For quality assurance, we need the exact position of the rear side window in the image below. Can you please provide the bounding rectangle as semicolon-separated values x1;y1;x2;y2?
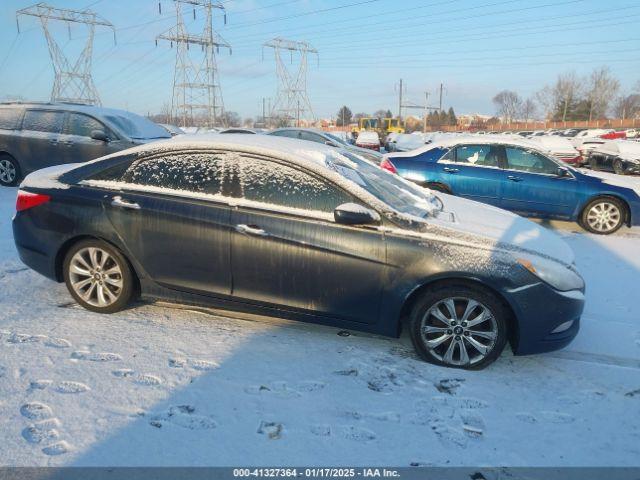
230;156;353;213
0;108;22;130
505;147;559;175
122;153;227;196
455;144;500;167
299;131;325;144
270;130;299;139
23;110;65;134
416;147;448;162
66;113;108;138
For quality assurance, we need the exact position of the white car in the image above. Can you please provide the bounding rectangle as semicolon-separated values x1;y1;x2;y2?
355;131;380;151
529;136;582;165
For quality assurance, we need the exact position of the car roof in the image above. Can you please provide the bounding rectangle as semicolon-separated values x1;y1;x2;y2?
0;101;138;118
389;134;548;158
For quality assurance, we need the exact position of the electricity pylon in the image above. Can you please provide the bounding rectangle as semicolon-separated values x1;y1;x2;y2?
157;0;230;128
16;3;115;106
263;38;318;127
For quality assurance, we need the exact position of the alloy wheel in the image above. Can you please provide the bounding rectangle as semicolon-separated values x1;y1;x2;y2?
420;297;498;367
68;247;123;307
586;201;621;233
0;159;16;185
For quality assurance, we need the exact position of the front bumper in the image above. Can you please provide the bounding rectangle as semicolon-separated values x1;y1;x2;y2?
505;282;584;355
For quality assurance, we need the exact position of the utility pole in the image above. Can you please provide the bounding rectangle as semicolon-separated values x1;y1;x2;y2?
16;3;115;105
398;78;403;119
157;0;231;128
263;37;318;127
262;97;266;125
439;82;444;112
423;92;430;133
400;82;438;132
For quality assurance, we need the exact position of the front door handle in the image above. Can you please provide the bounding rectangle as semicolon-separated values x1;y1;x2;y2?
443;167;459;173
507;175;523;182
111;196;141;210
235;224;268;237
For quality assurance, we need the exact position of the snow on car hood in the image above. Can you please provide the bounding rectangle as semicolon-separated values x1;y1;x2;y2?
429;193;575;264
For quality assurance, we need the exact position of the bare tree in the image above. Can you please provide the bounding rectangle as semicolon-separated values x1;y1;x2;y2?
554;72;583;122
535;85;555;120
492;90;522;122
521;98;537;122
585;67;620;121
613;93;640;119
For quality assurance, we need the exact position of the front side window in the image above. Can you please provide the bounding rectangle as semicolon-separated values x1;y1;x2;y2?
121;153;227;196
231;156;353;214
505;147;559;175
299;131;325;144
66;113;108;138
270;130;299;139
454;144;500;167
22;110;65;134
0;108;22;130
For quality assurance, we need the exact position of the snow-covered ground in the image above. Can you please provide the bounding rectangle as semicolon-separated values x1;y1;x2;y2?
1;185;639;467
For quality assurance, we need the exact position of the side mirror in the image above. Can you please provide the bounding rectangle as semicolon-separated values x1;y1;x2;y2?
334;203;381;226
557;167;570;177
324;140;338;147
91;130;109;142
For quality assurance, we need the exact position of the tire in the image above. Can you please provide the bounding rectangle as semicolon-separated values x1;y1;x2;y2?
0;154;20;187
409;283;508;370
613;159;626;175
63;239;135;313
580;197;626;235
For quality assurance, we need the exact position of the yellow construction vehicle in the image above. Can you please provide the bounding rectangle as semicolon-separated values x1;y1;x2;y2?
383;117;404;134
358;117;379;132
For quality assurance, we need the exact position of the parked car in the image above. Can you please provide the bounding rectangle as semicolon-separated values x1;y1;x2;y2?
387;133;426;152
529;135;582;165
384;132;400;151
0;102;171;187
625;129;638;139
600;130;627;140
266;127;382;164
219;128;257;134
384;136;640;234
588;140;640;175
158;124;185;137
13;135;585;369
570;129;614;148
355;131;380;151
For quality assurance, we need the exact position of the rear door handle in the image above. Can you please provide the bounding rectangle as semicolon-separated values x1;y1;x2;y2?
61;141;74;147
49;139;59;146
235;224;268;237
443;167;459;173
111;196;141;210
508;175;523;182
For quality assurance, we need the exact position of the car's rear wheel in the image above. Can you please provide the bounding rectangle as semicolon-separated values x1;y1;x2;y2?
0;154;20;187
63;240;134;313
409;284;508;369
613;159;626;175
580;197;626;235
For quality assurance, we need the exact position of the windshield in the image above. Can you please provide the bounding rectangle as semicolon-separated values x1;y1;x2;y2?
331;152;442;219
104;112;171;140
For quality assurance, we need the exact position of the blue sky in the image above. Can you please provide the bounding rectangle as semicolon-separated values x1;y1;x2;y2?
0;0;639;120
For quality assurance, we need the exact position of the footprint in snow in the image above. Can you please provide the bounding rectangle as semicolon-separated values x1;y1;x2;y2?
20;402;53;420
460;413;485;439
42;441;71;456
515;413;538;424
22;419;61;444
71;351;121;362
29;379;53;391
111;369;162;386
341;425;376;442
244;381;301;398
149;405;216;430
310;424;331;437
257;421;283;440
7;333;47;344
540;411;576;424
432;396;489;410
112;369;134;378
54;381;91;394
168;357;218;371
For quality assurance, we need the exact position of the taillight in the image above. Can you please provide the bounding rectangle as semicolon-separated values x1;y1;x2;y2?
16;191;51;212
571;155;583;164
380;158;398;174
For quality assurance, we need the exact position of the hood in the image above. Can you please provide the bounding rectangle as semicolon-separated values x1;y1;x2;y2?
428;193;575;264
20;163;82;190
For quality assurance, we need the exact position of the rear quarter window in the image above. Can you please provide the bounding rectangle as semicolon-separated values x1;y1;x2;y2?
22;110;65;133
0;108;23;130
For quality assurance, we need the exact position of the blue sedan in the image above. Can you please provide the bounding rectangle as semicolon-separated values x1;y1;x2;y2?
384;137;640;234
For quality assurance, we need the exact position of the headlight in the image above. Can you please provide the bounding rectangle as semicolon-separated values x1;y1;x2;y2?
516;255;584;291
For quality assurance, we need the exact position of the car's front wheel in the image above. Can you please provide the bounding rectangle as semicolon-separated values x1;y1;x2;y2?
409;284;508;369
63;240;135;313
613;159;626;175
580;197;626;235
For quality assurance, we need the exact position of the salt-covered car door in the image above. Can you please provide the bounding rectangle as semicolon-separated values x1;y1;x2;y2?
228;154;388;326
